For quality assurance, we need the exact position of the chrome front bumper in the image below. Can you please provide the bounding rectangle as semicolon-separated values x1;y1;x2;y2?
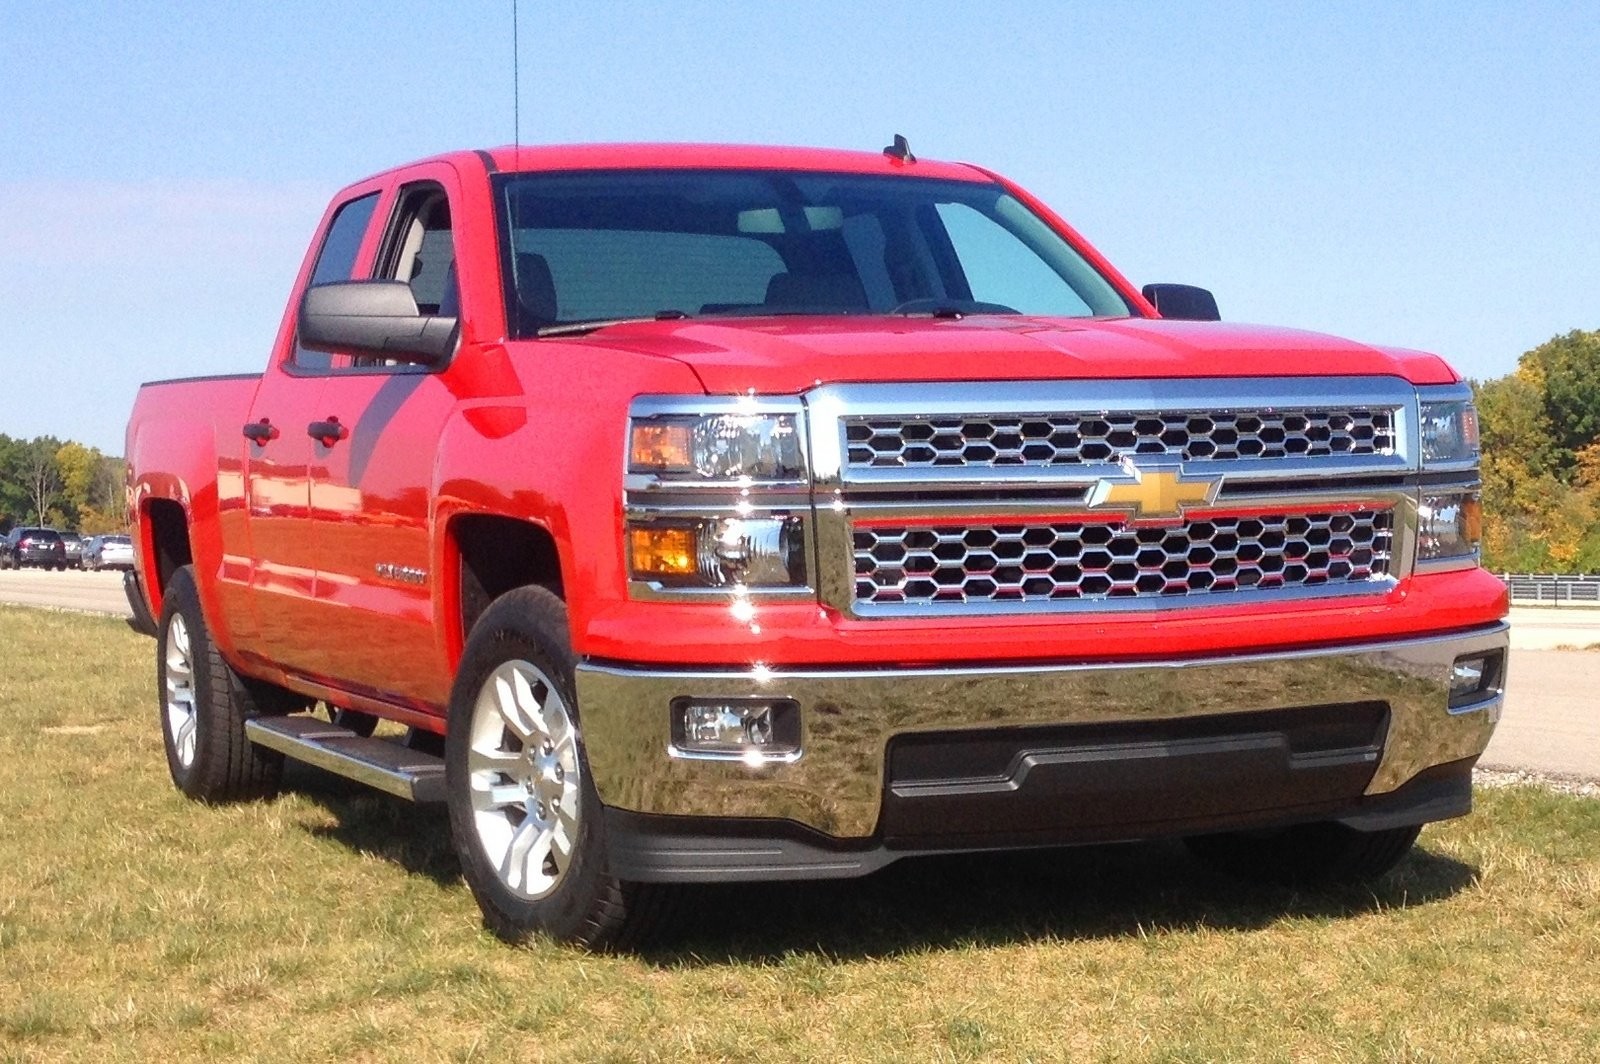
577;623;1507;840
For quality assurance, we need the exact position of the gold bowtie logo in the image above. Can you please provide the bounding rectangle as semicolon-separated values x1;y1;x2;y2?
1086;459;1221;521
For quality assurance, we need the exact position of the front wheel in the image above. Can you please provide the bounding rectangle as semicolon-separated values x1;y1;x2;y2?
445;585;667;949
1184;821;1421;886
157;566;284;802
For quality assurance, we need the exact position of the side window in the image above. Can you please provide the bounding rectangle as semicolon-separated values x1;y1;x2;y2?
361;184;457;367
934;202;1093;316
294;192;380;369
383;185;457;313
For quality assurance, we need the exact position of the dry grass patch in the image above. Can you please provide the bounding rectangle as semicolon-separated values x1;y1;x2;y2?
1;605;1598;1062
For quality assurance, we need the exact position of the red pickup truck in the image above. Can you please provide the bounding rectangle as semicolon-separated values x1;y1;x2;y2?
125;142;1507;947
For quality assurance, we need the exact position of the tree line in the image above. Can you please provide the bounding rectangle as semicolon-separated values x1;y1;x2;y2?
0;434;127;535
1476;328;1600;573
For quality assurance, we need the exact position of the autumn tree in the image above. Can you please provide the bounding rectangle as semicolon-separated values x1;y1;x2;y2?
1476;328;1600;571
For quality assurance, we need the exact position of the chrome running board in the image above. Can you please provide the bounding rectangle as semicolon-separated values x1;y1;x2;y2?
246;715;446;803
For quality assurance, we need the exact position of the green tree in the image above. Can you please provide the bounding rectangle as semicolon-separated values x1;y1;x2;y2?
23;437;64;527
0;433;31;531
1521;329;1600;471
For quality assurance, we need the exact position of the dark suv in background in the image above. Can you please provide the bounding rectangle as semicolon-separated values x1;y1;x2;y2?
0;527;67;570
59;532;86;569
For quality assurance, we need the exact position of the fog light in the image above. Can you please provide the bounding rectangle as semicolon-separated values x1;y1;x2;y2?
670;698;801;761
1449;649;1504;710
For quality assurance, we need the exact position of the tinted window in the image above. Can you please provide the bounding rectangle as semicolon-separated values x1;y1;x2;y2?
935;202;1094;316
522;229;783;322
296;192;381;368
494;170;1131;336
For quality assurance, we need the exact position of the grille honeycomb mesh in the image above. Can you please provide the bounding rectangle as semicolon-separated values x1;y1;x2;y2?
853;509;1394;608
844;409;1397;469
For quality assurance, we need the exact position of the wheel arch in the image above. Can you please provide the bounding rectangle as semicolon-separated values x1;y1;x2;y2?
445;512;566;664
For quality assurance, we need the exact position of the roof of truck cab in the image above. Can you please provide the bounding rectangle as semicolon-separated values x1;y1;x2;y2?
422;143;995;182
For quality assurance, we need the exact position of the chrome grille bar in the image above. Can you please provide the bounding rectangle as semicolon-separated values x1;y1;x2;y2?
845;408;1396;469
805;377;1422;619
853;509;1395;615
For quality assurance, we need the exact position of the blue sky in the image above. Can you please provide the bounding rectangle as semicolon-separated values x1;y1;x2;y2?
2;1;1596;454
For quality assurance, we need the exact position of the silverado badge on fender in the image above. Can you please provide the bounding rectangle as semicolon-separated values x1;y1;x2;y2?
1086;457;1222;521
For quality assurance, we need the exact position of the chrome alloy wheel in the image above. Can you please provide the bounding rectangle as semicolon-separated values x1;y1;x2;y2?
466;660;582;900
163;613;198;768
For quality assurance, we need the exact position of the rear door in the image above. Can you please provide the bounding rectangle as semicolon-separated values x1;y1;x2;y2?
239;188;384;677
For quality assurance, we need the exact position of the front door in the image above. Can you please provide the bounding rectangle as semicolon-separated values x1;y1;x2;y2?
302;175;462;708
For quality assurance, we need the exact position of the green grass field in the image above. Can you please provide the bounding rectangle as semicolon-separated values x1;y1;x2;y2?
1;605;1597;1062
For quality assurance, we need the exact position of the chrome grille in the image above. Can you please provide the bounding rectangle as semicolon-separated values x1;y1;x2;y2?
853;509;1394;610
844;408;1397;469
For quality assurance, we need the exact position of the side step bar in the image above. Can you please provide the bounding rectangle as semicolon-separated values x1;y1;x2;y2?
245;715;446;803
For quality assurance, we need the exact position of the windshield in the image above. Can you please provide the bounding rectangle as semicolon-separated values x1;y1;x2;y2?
494;170;1133;336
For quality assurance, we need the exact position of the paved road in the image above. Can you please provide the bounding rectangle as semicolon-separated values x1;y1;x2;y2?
2;571;1594;779
1504;604;1600;650
1484;650;1600;780
0;567;130;615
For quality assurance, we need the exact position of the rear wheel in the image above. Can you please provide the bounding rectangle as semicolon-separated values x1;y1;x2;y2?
1185;821;1421;886
445;585;668;949
157;566;285;802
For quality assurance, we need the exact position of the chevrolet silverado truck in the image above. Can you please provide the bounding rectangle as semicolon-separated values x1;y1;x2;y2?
125;142;1507;947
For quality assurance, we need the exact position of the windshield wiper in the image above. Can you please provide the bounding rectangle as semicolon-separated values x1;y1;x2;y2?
536;309;690;337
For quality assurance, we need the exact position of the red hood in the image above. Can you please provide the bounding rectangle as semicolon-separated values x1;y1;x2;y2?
562;315;1456;393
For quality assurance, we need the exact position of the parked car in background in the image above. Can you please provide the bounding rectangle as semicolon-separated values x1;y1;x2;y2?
59;532;86;569
84;534;135;571
1;527;67;570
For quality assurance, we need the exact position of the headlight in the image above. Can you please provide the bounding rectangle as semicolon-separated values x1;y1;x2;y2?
629;413;805;481
1418;490;1482;562
1418;398;1479;466
628;517;807;588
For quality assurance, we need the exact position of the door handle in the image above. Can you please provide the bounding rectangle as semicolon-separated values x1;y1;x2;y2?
307;417;349;446
242;418;279;443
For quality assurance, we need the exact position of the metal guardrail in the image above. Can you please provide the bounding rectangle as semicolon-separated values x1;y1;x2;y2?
1503;573;1600;605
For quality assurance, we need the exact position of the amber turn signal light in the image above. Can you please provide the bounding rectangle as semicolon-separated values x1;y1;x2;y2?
1461;494;1482;543
629;526;698;577
630;422;693;472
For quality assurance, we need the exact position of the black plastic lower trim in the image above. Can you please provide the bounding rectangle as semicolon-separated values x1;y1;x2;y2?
124;570;158;637
603;757;1477;884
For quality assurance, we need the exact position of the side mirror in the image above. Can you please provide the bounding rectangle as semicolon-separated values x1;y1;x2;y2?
1141;283;1220;322
298;280;458;365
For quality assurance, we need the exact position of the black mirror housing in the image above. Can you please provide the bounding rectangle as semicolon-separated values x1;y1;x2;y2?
1141;283;1221;322
298;280;458;365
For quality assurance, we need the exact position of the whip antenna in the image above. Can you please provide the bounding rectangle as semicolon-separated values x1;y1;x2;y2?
512;0;521;160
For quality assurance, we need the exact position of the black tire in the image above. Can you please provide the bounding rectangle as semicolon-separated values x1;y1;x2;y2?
1185;821;1422;886
156;565;285;802
445;585;669;949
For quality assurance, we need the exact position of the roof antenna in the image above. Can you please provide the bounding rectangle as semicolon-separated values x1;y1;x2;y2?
512;0;522;167
882;133;915;164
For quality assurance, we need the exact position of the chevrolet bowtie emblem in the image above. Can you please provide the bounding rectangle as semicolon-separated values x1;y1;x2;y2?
1086;458;1221;521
